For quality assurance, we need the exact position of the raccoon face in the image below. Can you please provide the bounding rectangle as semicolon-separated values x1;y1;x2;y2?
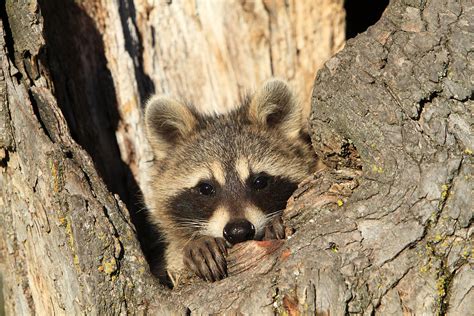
145;79;315;245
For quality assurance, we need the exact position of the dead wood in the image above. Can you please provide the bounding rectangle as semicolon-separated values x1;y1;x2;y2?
1;0;472;315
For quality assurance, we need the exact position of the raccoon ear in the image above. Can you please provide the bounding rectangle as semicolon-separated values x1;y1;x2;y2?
249;79;302;139
145;96;197;158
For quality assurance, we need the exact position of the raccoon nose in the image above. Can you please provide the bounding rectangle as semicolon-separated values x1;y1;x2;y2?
223;219;255;245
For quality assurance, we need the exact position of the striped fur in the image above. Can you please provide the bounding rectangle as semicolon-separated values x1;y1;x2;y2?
144;79;317;282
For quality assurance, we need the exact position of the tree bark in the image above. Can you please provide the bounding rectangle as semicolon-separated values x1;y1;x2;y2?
1;0;472;315
0;6;179;313
307;0;473;314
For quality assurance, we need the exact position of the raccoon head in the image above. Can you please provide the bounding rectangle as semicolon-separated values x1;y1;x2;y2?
145;79;315;245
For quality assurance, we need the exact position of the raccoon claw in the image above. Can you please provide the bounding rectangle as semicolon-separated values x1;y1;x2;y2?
183;236;228;282
263;216;285;240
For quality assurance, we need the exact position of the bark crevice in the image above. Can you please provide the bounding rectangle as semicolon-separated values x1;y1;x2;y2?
1;0;472;314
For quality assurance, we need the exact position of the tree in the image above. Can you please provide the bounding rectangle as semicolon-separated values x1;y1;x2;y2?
1;0;472;314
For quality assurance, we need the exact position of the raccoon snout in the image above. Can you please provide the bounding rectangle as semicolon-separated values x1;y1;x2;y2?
223;219;256;245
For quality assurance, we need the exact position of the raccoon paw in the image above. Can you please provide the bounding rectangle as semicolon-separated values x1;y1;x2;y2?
183;236;228;282
263;216;285;240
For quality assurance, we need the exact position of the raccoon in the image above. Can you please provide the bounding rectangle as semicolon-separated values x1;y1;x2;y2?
144;79;316;284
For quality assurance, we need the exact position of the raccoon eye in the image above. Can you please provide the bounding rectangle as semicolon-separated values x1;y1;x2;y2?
197;182;215;196
252;175;269;190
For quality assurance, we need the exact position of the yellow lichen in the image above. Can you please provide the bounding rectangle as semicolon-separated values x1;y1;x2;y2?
433;234;443;243
462;247;474;259
102;257;118;275
441;191;448;199
49;158;63;193
436;184;451;212
58;216;67;226
62;216;81;271
73;254;80;266
330;243;339;253
372;165;384;173
97;231;105;240
440;184;449;201
464;148;472;155
436;276;446;298
337;199;344;207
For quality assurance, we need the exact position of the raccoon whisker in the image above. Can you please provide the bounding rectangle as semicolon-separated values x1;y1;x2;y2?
175;220;207;227
178;218;208;223
265;210;283;220
169;226;206;238
182;231;206;246
190;230;203;240
173;219;205;225
174;224;205;231
261;210;284;226
173;222;207;233
135;206;149;214
175;220;205;224
266;209;283;216
179;223;205;227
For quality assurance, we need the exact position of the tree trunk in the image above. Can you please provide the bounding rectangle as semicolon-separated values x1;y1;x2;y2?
1;0;472;315
0;4;177;312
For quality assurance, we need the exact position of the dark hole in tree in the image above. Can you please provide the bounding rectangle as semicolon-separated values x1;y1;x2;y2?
345;0;390;39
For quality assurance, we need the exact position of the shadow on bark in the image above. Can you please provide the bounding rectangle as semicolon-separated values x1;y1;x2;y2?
37;0;164;278
118;0;155;104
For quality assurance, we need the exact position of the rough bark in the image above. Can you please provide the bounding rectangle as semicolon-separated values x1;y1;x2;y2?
0;9;180;315
1;0;472;315
308;0;473;314
0;0;344;314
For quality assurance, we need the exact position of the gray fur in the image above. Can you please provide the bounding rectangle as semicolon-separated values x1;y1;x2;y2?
144;79;317;284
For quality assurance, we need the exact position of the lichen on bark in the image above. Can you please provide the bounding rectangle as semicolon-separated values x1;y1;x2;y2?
0;0;472;314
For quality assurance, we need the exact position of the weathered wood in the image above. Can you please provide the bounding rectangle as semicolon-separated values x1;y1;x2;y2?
98;0;346;189
1;0;472;314
0;3;180;314
1;0;345;313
